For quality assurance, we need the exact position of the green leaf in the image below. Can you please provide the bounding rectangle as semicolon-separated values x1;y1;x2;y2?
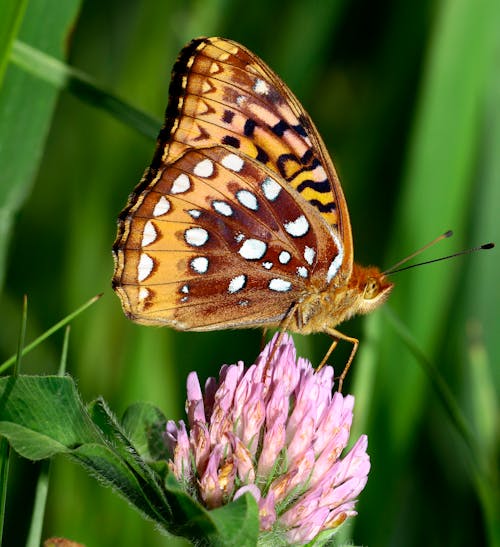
0;375;260;545
121;402;168;461
209;493;260;546
70;442;171;527
0;376;102;458
162;472;219;539
88;399;173;522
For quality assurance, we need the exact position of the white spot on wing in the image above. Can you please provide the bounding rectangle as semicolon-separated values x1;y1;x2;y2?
234;232;245;243
297;266;308;278
228;274;246;294
212;200;233;216
171;173;191;194
279;251;291;264
326;231;344;283
194;158;214;177
190;256;209;274
261;177;281;201
221;153;244;172
262;261;273;270
138;253;154;282
188;209;202;219
304;246;316;265
284;215;309;237
239;238;267;260
268;278;292;292
153;196;171;217
210;62;221;74
236;190;258;211
142;221;157;247
185;227;209;247
138;287;149;301
253;78;270;95
181;284;189;294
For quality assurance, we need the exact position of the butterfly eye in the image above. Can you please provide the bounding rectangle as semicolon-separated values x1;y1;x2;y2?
363;278;380;300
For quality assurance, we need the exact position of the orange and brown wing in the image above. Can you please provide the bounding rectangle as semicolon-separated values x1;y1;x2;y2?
113;146;341;330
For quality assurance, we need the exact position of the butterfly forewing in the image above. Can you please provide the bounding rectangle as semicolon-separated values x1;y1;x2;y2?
114;146;341;330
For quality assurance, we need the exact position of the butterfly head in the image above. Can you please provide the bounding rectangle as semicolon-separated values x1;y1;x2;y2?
349;264;394;316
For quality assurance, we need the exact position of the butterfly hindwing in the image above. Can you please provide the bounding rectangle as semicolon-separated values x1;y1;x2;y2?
113;146;341;330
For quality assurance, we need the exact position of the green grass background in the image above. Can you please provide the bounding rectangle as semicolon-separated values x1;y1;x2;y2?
1;0;499;545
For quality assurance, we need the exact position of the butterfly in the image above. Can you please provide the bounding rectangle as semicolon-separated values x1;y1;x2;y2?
112;37;394;389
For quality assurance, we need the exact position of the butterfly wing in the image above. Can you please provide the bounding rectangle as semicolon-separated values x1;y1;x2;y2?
113;146;342;330
144;37;353;281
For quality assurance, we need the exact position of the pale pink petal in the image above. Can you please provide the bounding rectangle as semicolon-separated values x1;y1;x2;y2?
234;484;261;503
186;372;205;425
280;490;324;526
203;376;217;418
287;413;315;462
258;490;277;530
321;475;369;508
228;433;255;483
199;444;225;508
190;422;210;476
257;418;286;476
265;382;290;425
240;386;266;454
313;392;352;455
165;420;191;480
285;506;329;544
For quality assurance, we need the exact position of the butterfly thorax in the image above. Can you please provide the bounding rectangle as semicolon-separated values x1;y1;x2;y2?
292;263;393;334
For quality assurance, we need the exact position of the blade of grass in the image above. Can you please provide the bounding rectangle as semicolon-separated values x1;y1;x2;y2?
467;332;500;547
0;0;27;86
24;460;50;547
0;0;82;292
13;295;28;376
0;294;102;374
10;40;161;140
383;306;477;455
25;326;71;547
58;326;71;377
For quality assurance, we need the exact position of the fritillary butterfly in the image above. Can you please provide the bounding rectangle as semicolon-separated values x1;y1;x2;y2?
112;37;394;388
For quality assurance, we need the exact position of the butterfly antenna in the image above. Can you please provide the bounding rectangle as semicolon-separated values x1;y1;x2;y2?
383;231;495;275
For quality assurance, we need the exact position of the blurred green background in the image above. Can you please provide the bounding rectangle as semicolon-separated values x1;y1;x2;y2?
1;0;499;546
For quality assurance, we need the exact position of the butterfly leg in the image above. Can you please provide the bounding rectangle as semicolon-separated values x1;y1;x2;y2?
322;329;359;392
316;339;339;370
260;328;269;351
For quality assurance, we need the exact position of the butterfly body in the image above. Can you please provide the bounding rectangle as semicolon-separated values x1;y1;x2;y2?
113;37;393;368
